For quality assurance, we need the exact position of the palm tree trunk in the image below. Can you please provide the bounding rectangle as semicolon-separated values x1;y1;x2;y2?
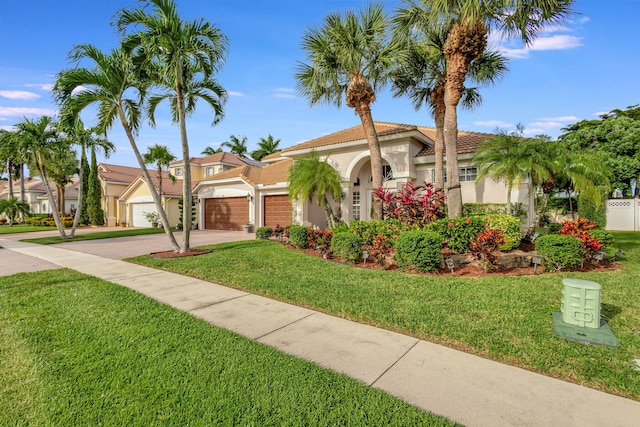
69;149;86;238
117;106;180;252
19;163;25;222
39;164;67;238
176;77;192;252
7;161;14;199
506;184;513;216
432;85;445;195
354;103;383;220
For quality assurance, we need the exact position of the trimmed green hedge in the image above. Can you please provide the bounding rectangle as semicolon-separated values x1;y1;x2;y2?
535;234;583;271
426;216;485;253
395;230;442;272
330;232;362;263
289;226;309;249
256;226;273;240
348;219;407;247
485;214;521;251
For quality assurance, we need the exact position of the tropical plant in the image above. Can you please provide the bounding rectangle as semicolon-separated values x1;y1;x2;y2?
221;135;248;157
296;3;403;220
251;134;281;161
0;129;29;208
53;44;181;251
399;0;574;218
287;151;344;228
469;226;506;271
330;232;363;263
201;146;222;156
374;181;445;227
15;116;68;237
116;0;229;253
472;125;553;215
391;13;507;195
535;234;583;271
143;144;176;199
86;146;104;226
0;196;30;226
39;142;78;218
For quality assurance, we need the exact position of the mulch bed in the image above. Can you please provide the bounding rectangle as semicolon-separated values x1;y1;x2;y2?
150;248;212;259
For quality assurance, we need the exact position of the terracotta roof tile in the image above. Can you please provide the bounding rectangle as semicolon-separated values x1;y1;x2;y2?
414;127;493;157
98;163;143;185
282;122;418;153
199;164;261;186
169;151;248;167
257;158;292;185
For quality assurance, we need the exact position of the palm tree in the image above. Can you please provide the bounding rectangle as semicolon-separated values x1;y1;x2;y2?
296;3;403;220
221;135;248;157
53;44;181;251
287;151;344;228
143;144;176;200
59;117;114;237
116;0;229;253
0;129;18;199
0;196;30;226
251;134;281;161
42;142;78;217
15;116;68;237
391;16;507;196
201;146;222;156
400;0;573;218
472;125;552;215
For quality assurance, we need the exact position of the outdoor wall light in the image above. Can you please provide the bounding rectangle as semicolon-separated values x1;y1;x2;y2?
362;250;370;267
246;193;253;202
531;254;544;274
445;257;455;276
595;251;606;266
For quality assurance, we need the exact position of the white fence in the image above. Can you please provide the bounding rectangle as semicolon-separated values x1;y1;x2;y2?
606;199;640;231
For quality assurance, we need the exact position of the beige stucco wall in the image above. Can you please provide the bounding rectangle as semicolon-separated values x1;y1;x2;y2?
120;180;181;227
102;182;128;226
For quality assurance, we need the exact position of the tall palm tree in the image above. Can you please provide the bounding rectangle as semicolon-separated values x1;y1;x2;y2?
251;134;281;161
116;0;229;253
53;44;181;251
400;0;573;218
287;151;344;228
472;125;552;214
221;135;248;157
15;116;68;237
143;144;176;200
296;3;403;220
391;16;507;196
201;146;222;156
0;129;18;199
43;142;78;217
0;196;30;226
59;117;114;237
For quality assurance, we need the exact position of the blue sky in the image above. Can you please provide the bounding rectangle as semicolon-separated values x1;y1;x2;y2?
1;0;639;169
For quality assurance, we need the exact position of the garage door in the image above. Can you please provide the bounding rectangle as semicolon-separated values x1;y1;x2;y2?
264;195;292;228
131;202;156;227
204;197;248;231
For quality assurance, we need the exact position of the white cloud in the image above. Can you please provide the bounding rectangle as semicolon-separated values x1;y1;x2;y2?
529;35;582;51
529;121;565;129
0;106;58;117
474;120;514;128
522;128;547;136
594;111;609;117
71;86;88;95
536;116;579;122
0;90;40;100
273;87;297;99
0;125;17;131
25;83;54;91
228;91;245;97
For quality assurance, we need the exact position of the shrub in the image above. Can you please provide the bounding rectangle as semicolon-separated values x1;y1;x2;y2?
395;230;442;272
469;227;506;271
426;216;486;253
308;228;333;253
484;214;521;251
289;226;309;249
578;190;607;229
589;228;616;259
256;226;273;240
331;232;362;263
463;203;508;216
374;181;445;227
348;219;407;247
559;218;602;258
535;234;583;271
548;223;562;234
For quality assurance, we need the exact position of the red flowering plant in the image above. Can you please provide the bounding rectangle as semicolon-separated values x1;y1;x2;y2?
307;228;333;255
469;226;506;271
559;218;602;259
373;181;445;227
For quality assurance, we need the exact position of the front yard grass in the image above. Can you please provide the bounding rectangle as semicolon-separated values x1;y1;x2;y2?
0;269;452;426
129;231;640;401
0;224;57;234
20;226;167;244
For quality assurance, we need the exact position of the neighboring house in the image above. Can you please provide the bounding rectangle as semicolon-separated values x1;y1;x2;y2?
0;178;79;215
169;151;256;181
195;122;532;230
118;171;185;228
96;163;144;226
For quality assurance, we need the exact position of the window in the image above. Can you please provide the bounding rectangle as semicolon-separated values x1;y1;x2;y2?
437;166;477;183
382;164;393;181
205;166;214;177
174;167;183;177
352;191;361;221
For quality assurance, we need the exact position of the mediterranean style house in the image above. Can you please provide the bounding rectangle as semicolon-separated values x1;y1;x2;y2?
0;177;79;215
193;122;533;231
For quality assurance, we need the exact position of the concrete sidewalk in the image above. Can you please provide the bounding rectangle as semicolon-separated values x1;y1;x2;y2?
2;238;639;426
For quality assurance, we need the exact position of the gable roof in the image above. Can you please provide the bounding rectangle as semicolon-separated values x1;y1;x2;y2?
257;158;292;185
119;170;186;200
199;164;262;186
169;151;253;167
196;158;292;188
98;163;143;185
414;127;493;157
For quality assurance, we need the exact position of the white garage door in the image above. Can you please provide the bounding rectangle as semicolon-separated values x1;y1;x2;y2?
131;202;156;227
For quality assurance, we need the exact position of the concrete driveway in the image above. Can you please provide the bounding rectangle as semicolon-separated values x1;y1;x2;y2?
0;227;253;276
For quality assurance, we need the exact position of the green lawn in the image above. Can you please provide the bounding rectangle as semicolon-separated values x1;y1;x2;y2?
0;269;453;426
0;224;57;234
20;226;168;244
129;231;640;400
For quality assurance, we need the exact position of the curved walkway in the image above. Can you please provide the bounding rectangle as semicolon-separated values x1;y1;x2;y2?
1;234;639;426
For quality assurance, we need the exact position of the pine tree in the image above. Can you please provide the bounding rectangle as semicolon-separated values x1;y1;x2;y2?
86;146;105;225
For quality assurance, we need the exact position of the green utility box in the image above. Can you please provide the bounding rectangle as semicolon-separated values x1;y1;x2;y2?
561;278;601;328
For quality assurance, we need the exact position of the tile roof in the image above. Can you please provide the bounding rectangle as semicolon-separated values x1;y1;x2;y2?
282;122;419;153
123;170;190;198
197;158;292;187
199;164;262;186
98;163;143;185
260;151;289;163
414;127;494;157
257;158;292;185
169;151;248;167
